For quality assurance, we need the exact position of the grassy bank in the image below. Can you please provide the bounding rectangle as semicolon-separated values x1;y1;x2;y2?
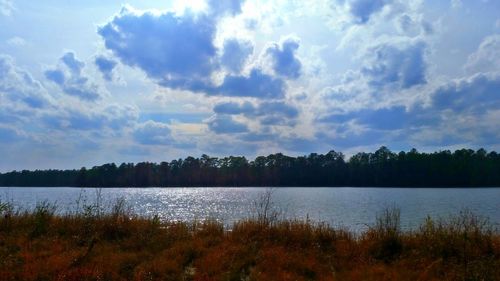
0;199;499;281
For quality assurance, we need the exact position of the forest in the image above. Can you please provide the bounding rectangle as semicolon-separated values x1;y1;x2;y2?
0;147;499;187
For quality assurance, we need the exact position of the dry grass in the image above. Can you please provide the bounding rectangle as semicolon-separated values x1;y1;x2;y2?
0;199;499;281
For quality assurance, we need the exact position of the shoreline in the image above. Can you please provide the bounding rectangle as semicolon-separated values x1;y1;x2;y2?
1;200;499;280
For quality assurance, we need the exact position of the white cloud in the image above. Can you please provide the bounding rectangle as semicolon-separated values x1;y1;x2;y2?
0;0;13;16
6;36;26;46
464;34;500;75
451;0;462;9
0;54;53;110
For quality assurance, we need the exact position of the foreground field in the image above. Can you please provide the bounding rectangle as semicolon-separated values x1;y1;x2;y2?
0;200;499;281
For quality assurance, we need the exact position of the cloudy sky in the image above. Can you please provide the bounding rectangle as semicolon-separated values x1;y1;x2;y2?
0;0;499;171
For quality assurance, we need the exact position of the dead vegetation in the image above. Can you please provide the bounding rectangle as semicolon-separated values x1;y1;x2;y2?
0;195;499;281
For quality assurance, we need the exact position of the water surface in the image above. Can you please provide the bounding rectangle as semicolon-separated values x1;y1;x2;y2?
1;187;499;232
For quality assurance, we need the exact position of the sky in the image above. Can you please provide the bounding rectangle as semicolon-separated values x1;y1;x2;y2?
0;0;499;171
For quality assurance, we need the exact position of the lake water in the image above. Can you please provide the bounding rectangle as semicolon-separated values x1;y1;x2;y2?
1;187;499;232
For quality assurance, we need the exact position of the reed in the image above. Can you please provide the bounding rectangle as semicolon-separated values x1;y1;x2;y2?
0;198;498;281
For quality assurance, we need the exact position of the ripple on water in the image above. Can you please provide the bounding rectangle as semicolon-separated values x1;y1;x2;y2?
0;187;499;233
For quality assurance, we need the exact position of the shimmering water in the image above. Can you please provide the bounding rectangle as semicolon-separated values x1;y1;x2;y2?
1;187;499;232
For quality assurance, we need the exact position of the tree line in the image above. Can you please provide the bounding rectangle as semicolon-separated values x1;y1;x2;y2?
0;147;499;187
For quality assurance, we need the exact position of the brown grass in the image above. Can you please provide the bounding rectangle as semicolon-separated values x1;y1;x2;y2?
0;199;499;281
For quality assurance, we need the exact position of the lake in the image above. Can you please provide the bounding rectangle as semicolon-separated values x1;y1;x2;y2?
1;187;499;233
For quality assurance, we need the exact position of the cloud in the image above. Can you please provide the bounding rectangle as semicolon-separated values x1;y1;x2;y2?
362;40;427;89
213;100;298;127
464;34;500;74
336;0;392;24
61;52;84;74
6;36;26;46
213;101;255;115
99;6;287;99
0;54;52;109
133;120;173;145
95;55;118;81
0;126;24;143
156;67;286;99
221;38;253;73
318;71;500;148
319;106;418;130
207;0;245;17
43;104;138;131
328;129;388;148
451;0;462;9
200;137;257;156
266;37;302;79
0;53;141;167
61;78;102;101
207;115;248;134
258;101;299;119
44;69;65;85
0;0;13;16
395;14;432;36
431;72;500;114
44;52;105;101
217;69;285;98
98;6;218;85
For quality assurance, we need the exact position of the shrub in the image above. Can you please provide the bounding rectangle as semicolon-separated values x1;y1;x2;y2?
29;200;56;238
367;206;402;262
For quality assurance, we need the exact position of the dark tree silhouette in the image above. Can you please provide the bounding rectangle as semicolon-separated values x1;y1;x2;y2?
0;147;499;187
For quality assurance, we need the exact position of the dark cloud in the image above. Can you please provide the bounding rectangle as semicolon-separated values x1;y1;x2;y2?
44;69;65;85
99;6;286;99
98;7;218;84
350;0;388;23
207;115;248;134
266;37;302;79
95;56;118;81
339;0;391;24
156;67;286;99
61;52;84;74
221;38;253;73
213;101;255;115
44;52;103;101
133;120;172;145
218;69;285;98
62;79;101;101
207;0;245;17
318;71;500;148
432;72;500;114
213;100;298;126
362;40;427;89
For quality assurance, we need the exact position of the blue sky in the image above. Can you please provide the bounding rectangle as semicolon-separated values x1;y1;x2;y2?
0;0;499;171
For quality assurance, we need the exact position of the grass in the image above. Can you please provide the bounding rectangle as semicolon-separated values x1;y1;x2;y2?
0;197;499;281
